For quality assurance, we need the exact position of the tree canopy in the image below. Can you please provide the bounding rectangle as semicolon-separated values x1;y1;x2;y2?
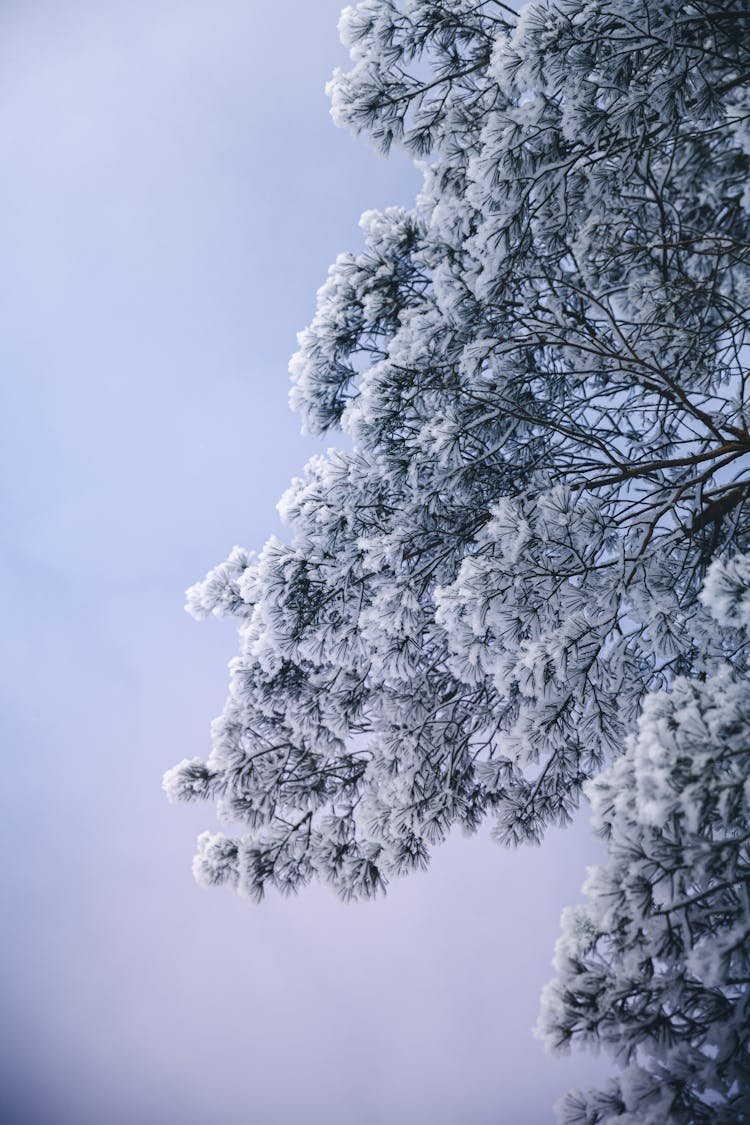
165;2;750;1112
166;0;750;898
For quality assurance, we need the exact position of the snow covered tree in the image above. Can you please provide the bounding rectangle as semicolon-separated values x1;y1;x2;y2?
165;0;750;903
537;556;750;1122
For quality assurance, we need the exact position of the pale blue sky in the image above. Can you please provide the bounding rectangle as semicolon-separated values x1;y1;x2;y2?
1;3;606;1122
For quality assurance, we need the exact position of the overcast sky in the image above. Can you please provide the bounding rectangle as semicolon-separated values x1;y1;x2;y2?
1;3;607;1122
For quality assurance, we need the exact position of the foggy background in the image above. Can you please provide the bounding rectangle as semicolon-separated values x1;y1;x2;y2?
1;2;607;1122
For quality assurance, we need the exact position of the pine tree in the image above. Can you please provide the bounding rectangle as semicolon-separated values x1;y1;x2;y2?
165;0;750;909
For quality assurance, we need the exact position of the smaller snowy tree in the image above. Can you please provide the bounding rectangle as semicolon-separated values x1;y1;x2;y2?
537;555;750;1123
